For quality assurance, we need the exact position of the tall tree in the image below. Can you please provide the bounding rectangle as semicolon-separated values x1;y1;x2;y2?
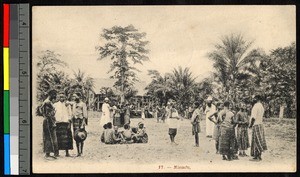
67;69;95;106
261;42;296;118
96;25;149;103
207;33;263;103
145;70;174;105
170;67;196;108
36;50;68;102
99;87;115;98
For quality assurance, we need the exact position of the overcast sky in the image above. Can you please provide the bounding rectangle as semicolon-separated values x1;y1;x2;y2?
32;5;295;84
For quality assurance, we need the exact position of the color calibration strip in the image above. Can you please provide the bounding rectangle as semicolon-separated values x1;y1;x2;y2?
10;4;20;175
3;3;11;175
3;3;30;175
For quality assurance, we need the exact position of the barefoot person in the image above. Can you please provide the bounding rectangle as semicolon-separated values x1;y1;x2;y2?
249;95;267;161
104;122;121;144
191;101;203;147
218;101;237;161
120;123;134;144
71;93;87;156
132;122;148;143
210;102;224;154
54;93;73;157
39;89;59;159
168;102;180;145
100;97;111;126
236;102;250;157
205;96;216;138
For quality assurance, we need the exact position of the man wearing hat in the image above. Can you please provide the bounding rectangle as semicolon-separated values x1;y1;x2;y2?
204;96;216;138
249;94;267;161
54;93;73;157
71;93;87;157
100;97;111;126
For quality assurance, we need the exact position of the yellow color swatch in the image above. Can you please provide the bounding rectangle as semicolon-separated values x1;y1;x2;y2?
4;48;9;90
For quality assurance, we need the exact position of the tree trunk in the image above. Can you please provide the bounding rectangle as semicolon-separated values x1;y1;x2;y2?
121;70;125;103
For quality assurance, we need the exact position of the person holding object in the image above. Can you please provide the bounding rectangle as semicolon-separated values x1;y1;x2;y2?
71;93;87;157
191;101;203;147
54;93;73;157
249;95;267;161
40;89;59;159
205;96;216;138
100;97;111;126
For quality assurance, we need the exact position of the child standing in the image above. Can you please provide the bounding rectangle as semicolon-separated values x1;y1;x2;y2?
191;101;203;147
168;102;180;145
209;103;224;154
236;102;250;157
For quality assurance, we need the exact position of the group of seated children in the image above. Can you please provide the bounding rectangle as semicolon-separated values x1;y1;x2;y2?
101;122;148;144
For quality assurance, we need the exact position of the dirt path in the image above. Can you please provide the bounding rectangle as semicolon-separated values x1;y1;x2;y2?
32;114;296;173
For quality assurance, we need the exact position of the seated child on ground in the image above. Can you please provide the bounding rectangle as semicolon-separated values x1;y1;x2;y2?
104;122;121;144
114;126;122;139
120;123;134;144
132;122;148;143
101;124;108;143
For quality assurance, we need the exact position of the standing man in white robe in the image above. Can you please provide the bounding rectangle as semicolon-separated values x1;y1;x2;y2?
54;93;73;157
100;97;111;126
205;96;216;138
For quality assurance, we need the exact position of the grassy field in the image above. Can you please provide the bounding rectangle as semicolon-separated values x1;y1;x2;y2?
32;111;296;173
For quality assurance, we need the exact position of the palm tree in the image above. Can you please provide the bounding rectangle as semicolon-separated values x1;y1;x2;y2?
67;69;95;107
145;70;173;104
170;67;196;108
207;34;262;102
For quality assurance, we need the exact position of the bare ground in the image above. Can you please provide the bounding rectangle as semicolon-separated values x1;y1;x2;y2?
32;111;296;173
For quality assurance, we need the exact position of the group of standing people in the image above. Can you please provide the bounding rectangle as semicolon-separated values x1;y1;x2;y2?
190;95;267;161
100;97;131;127
39;90;88;159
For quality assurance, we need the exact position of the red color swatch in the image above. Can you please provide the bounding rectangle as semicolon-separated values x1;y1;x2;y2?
3;4;10;47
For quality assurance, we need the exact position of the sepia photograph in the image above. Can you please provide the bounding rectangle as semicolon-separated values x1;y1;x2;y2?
32;5;296;173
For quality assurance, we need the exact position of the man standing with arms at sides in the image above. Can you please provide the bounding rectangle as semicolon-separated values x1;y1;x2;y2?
72;93;87;157
54;93;73;157
100;97;111;126
39;89;59;159
249;95;267;161
168;102;180;145
205;96;216;138
165;102;172;123
191;101;203;147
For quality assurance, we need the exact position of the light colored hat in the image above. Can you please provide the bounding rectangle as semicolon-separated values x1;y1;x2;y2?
167;102;171;105
104;97;109;101
207;96;213;101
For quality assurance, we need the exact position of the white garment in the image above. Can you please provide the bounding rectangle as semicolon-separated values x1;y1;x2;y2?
100;103;111;126
168;109;180;129
54;101;70;122
251;102;264;125
205;104;216;136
